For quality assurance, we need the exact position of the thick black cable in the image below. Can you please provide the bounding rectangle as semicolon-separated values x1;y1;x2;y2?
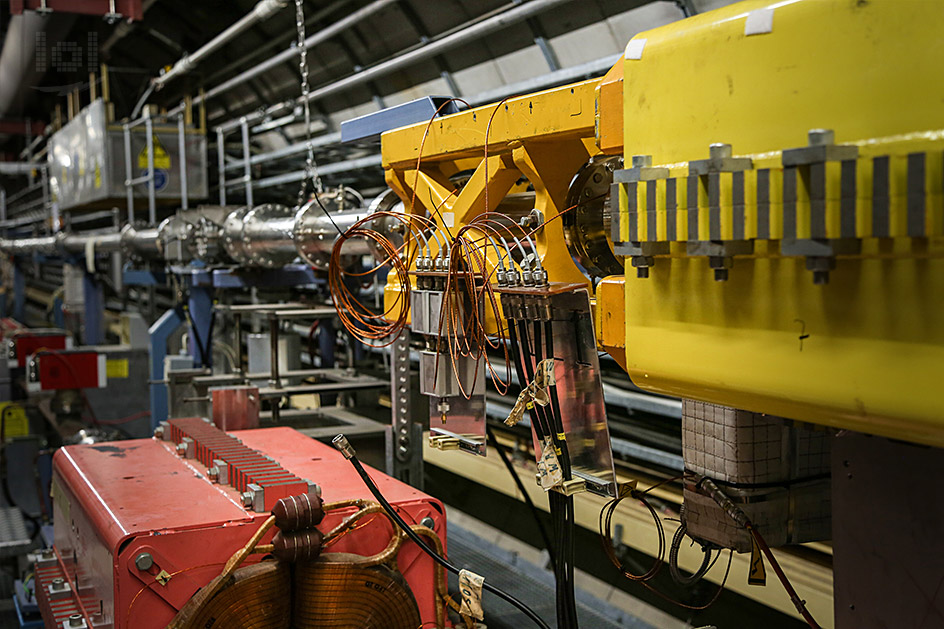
485;424;557;574
332;436;551;629
538;318;578;628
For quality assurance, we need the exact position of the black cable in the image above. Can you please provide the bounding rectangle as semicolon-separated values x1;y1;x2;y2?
311;191;345;237
538;318;579;628
183;307;208;367
486;424;557;573
332;435;551;629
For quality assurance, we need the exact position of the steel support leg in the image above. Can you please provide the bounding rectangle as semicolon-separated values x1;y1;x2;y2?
148;307;185;430
12;264;24;322
319;318;337;406
386;330;423;488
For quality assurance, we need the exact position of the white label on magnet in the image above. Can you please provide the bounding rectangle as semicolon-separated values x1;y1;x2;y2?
625;38;647;60
441;211;455;228
459;569;485;620
745;8;774;36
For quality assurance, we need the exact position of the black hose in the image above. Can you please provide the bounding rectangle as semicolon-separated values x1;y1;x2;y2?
332;435;552;629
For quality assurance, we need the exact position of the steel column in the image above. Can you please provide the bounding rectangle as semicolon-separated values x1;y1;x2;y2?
13;263;25;321
386;330;423;488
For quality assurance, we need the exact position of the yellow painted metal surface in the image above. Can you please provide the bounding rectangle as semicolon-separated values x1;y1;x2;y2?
381;81;600;326
615;0;944;446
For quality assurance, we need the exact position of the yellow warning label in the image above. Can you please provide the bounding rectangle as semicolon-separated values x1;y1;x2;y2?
94;162;102;189
106;358;129;378
0;402;29;439
138;135;171;170
748;532;767;586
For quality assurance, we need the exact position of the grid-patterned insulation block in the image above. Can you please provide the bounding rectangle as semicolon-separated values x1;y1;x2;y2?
681;400;831;552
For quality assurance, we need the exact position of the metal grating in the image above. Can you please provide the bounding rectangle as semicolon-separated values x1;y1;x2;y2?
0;507;33;558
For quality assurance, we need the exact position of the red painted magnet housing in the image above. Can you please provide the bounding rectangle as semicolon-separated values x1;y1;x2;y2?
36;425;447;628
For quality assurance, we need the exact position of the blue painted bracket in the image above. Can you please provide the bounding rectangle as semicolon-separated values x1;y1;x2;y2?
186;286;214;368
211;264;321;288
123;265;167;286
148;307;185;429
83;272;105;345
340;96;464;143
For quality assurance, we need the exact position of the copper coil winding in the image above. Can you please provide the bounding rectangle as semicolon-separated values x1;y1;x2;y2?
293;554;422;629
174;560;291;629
272;493;325;532
271;528;324;562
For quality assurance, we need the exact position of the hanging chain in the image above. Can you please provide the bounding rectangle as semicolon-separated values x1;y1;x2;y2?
294;0;321;207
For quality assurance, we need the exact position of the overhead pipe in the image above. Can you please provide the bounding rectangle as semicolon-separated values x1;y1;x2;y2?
167;0;399;116
297;0;576;107
153;0;289;91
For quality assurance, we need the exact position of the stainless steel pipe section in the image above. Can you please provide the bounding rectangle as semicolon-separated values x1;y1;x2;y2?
0;188;403;269
222;203;298;268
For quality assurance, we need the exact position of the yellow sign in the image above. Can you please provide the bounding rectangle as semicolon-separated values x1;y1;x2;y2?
106;358;129;378
94;162;102;189
748;532;767;586
138;135;171;170
0;402;29;439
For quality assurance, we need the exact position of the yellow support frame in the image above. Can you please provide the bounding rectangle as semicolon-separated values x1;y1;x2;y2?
381;81;602;327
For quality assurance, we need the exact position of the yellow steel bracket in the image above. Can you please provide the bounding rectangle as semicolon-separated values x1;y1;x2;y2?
381;80;603;331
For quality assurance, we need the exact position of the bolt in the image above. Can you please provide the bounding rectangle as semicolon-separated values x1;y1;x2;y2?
631;154;652;168
176;443;186;456
241;492;253;508
207;466;219;481
813;270;830;285
808;128;834;147
713;268;729;282
636;266;649;279
41;548;55;559
420;516;435;529
134;552;153;571
709;143;732;160
68;614;84;628
51;578;65;590
153;426;164;439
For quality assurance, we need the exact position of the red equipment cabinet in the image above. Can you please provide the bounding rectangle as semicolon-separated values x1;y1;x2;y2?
27;350;107;392
6;329;71;368
36;424;446;628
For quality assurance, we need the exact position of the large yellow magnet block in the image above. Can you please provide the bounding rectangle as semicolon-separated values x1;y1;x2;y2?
618;0;944;446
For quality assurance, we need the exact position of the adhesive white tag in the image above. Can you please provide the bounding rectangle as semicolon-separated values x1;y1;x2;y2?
459;569;485;620
745;8;774;36
625;38;647;60
537;438;564;491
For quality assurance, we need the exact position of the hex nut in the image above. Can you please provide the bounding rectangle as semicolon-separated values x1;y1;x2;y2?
807;128;834;147
134;552;154;571
709;143;732;159
241;492;253;508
